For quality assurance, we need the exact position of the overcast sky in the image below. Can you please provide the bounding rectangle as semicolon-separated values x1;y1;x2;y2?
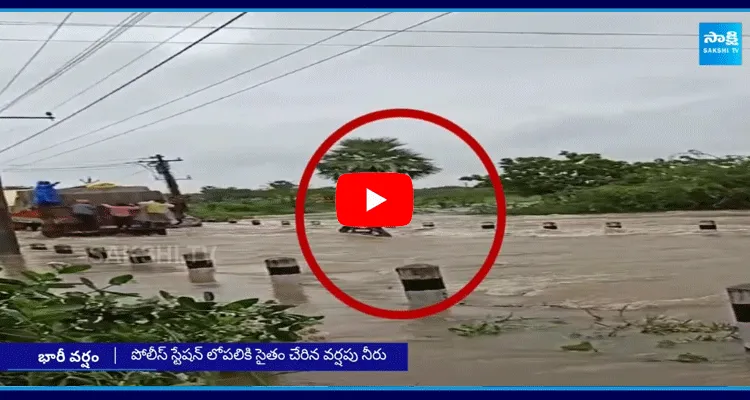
0;11;747;192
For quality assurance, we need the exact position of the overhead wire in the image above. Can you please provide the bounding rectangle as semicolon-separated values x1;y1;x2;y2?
7;13;724;167
0;24;741;55
4;165;130;172
0;12;248;157
111;168;153;181
0;13;73;102
0;12;150;114
12;12;453;166
0;12;395;164
2;161;153;186
5;157;138;167
2;161;137;172
2;159;155;184
0;20;747;38
0;37;742;51
51;12;214;111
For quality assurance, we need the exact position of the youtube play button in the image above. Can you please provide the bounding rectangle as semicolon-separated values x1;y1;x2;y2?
366;189;386;212
336;172;414;227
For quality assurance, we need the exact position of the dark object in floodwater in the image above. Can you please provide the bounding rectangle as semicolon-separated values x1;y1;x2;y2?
339;226;392;237
30;243;47;251
605;221;622;229
481;222;495;229
183;251;214;270
422;222;435;228
726;283;750;351
53;244;73;254
251;219;261;226
227;219;238;224
127;248;152;264
203;291;215;301
85;246;108;261
699;220;717;230
183;252;216;284
264;257;302;276
281;220;291;226
310;220;321;226
204;218;217;223
395;263;448;308
542;222;558;230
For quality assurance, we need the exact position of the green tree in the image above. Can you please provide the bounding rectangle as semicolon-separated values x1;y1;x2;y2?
504;151;750;215
266;180;297;204
459;174;491;188
316;138;441;181
267;180;296;190
498;151;635;196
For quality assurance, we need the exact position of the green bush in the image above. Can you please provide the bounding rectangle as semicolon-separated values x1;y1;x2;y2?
0;264;323;386
508;180;750;215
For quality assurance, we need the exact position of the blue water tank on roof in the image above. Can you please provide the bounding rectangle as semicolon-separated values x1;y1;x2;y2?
32;181;62;206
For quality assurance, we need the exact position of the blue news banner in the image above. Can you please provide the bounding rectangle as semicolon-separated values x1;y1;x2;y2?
0;343;407;372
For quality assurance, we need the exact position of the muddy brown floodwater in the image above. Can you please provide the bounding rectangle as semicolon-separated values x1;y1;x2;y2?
4;211;750;386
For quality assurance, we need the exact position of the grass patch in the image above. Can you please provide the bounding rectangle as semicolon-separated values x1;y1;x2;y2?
448;305;739;364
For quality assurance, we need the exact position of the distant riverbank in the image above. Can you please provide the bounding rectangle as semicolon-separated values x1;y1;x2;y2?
187;185;749;222
188;186;508;221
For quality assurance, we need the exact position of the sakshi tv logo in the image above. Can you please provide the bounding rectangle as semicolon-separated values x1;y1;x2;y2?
699;22;742;66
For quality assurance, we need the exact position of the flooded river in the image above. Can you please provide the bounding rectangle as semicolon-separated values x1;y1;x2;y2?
5;211;750;386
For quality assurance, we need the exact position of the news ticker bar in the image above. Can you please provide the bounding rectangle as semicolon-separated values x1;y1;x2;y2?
0;343;407;372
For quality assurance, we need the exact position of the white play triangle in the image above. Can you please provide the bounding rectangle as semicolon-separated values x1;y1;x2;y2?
366;188;387;212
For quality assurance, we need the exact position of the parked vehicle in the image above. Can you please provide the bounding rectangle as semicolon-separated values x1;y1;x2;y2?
10;185;172;237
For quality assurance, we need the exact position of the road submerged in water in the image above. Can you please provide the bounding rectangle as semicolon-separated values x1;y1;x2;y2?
4;210;750;386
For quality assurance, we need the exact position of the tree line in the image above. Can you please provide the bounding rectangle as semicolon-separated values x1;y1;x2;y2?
193;139;750;215
480;149;750;214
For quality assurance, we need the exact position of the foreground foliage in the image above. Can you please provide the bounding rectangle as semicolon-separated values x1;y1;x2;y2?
0;265;323;386
449;306;739;364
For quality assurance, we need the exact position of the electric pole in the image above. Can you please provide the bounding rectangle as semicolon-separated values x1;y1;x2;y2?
0;111;55;255
0;174;20;255
140;154;190;223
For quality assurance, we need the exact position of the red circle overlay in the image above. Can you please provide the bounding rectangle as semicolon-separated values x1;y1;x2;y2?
295;108;506;320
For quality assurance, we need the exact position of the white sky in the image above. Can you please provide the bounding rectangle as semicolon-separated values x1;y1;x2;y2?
0;11;747;192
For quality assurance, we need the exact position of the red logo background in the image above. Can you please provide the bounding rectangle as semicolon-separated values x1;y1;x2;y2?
335;172;413;227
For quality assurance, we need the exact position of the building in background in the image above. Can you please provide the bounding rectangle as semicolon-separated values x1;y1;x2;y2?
3;186;32;212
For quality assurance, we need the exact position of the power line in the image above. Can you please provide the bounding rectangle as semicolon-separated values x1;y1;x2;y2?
0;20;746;38
6;158;136;167
0;12;247;157
13;12;452;166
1;12;395;164
0;13;147;114
0;13;73;102
3;161;136;171
0;12;150;114
4;165;129;172
112;168;151;180
51;12;214;111
0;37;740;51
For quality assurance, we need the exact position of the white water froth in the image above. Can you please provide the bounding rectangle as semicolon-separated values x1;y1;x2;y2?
553;294;723;311
481;273;667;297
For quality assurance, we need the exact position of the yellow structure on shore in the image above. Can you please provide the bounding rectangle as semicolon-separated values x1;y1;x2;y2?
3;186;31;211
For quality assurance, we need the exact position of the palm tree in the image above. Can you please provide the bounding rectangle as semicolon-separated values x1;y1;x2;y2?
316;137;441;181
317;137;440;236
